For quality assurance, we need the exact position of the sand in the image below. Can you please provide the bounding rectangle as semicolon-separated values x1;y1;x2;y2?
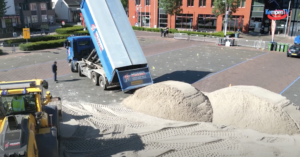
208;86;300;135
60;101;300;157
123;81;213;122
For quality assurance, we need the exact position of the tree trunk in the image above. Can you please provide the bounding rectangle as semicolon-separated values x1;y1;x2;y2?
168;14;171;28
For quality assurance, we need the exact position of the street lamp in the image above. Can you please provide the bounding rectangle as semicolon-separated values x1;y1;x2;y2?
223;0;227;36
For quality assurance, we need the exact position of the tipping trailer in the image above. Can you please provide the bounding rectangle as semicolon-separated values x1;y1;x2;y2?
70;0;153;91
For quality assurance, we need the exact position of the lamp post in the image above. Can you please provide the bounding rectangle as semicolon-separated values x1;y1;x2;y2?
223;0;228;36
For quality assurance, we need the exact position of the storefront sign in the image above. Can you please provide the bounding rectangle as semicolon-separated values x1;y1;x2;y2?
265;9;289;20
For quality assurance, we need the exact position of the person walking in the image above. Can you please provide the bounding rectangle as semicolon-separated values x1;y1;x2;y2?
52;61;58;82
160;28;163;37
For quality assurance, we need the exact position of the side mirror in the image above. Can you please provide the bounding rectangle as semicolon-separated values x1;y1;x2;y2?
42;80;48;89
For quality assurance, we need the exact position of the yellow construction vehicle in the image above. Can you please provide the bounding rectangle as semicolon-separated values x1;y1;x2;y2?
0;79;62;157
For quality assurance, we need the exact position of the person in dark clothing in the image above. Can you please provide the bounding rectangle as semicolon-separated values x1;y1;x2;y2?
160;28;163;37
52;61;57;82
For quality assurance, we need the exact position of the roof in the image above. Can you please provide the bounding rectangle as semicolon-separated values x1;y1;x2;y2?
64;0;82;6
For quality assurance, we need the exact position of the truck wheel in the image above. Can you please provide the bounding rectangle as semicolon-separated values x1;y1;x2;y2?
71;61;77;73
78;66;84;77
92;72;99;86
99;76;107;90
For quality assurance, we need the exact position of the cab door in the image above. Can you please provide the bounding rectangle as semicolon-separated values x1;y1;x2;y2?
66;39;73;62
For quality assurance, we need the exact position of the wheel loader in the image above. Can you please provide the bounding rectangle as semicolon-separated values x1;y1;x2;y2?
0;79;62;157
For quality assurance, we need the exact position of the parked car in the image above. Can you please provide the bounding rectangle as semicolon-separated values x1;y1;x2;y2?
287;45;300;57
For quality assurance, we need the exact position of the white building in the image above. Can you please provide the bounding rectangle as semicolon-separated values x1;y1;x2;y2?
52;0;81;23
1;0;18;28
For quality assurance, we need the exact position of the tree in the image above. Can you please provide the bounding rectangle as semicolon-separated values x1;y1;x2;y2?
121;0;128;10
211;0;241;20
0;0;10;17
159;0;182;28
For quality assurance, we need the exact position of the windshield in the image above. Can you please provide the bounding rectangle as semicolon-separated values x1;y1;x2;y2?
0;94;37;117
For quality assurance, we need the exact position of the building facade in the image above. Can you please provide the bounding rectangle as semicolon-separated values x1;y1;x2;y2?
12;0;56;29
52;0;82;23
128;0;252;32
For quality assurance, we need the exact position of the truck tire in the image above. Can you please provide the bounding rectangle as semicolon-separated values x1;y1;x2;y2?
78;66;84;77
99;76;107;90
92;72;99;86
71;61;77;73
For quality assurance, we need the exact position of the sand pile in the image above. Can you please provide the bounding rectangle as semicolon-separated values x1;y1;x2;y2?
208;86;300;135
123;81;213;122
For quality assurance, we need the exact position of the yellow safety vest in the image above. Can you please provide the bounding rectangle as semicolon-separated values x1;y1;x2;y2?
12;96;25;111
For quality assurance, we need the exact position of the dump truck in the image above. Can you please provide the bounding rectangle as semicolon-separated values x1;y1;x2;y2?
0;79;62;157
65;0;153;91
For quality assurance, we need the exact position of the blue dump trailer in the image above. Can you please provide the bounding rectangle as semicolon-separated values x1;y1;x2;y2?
66;0;153;91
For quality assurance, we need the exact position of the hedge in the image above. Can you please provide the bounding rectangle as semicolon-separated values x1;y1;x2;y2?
131;26;234;37
19;39;65;51
55;26;84;34
73;30;90;35
6;34;71;44
0;49;3;54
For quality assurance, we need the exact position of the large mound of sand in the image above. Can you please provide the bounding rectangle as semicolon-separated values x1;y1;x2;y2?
208;86;300;135
123;81;213;122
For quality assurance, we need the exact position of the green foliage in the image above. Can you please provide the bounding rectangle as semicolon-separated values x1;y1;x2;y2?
55;26;84;34
212;0;241;19
0;0;10;17
159;0;182;27
19;39;66;51
121;0;128;10
6;34;71;44
131;26;234;37
73;30;90;35
159;0;182;16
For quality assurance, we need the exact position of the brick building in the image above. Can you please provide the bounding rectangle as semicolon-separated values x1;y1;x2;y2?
128;0;251;32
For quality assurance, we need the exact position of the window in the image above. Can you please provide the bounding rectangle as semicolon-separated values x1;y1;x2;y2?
179;0;182;6
251;6;264;12
197;14;216;30
78;40;90;46
199;0;206;6
40;3;47;10
175;14;193;29
211;0;214;7
0;94;37;117
31;15;38;23
187;0;194;6
135;0;141;5
240;0;245;7
222;15;244;31
145;0;150;5
42;15;47;22
30;3;36;10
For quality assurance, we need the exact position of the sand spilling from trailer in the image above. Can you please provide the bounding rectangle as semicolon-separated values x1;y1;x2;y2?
123;81;213;122
123;81;300;135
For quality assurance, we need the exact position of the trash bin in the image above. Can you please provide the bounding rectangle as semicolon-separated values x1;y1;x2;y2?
276;43;281;51
230;39;235;46
284;44;289;53
280;43;285;52
268;43;272;51
272;42;277;51
235;33;239;38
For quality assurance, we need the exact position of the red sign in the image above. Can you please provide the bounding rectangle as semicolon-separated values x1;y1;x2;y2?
266;9;289;20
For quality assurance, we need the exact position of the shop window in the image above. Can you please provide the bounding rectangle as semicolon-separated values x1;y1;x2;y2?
251;6;264;12
137;12;150;27
31;15;38;23
135;0;141;5
30;3;36;10
199;0;206;7
145;0;150;5
187;0;194;6
175;14;193;29
222;15;244;32
197;14;216;31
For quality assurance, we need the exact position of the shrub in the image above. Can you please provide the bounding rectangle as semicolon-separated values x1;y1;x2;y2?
73;30;90;35
55;26;84;34
6;34;71;44
19;39;65;51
